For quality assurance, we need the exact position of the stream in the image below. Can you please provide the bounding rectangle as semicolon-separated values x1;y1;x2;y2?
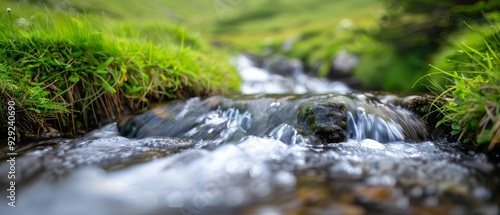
1;55;499;215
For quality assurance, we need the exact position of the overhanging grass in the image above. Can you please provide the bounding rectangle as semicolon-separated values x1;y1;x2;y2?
420;23;500;150
0;10;240;137
0;0;384;86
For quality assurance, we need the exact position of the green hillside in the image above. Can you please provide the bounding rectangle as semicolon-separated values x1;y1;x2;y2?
0;0;382;46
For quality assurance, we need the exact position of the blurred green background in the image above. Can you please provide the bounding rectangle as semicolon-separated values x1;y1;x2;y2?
1;0;499;92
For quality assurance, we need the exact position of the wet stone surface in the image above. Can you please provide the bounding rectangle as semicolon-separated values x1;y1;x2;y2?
297;95;348;143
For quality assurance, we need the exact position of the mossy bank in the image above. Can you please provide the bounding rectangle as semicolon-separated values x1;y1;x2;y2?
0;9;241;139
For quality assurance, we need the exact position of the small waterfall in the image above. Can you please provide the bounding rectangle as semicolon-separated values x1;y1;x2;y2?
343;95;429;143
269;123;308;145
119;94;429;145
183;107;252;145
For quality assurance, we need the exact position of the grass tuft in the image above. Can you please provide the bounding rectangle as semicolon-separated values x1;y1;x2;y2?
0;9;240;137
423;22;500;150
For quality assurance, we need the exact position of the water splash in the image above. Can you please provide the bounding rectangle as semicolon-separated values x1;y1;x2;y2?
347;107;405;142
2;132;497;215
269;123;308;145
343;95;429;143
183;107;252;145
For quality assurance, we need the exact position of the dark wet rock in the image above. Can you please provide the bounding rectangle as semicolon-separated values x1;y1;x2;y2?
328;50;358;80
243;53;265;68
397;95;453;141
399;96;500;153
263;56;302;77
118;96;223;138
298;96;348;143
327;50;363;90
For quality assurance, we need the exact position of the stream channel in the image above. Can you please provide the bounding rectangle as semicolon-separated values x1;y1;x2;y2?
1;55;499;215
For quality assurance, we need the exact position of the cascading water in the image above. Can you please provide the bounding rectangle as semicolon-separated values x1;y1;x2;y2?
235;55;350;94
117;93;428;145
344;96;428;143
1;55;498;215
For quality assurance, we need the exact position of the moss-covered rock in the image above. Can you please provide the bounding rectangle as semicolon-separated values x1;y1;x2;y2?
297;96;348;144
398;95;455;142
399;95;500;153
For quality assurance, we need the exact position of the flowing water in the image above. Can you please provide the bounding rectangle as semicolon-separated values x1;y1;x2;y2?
1;55;499;215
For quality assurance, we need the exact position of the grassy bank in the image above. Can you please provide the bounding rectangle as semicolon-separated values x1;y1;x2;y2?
420;23;500;150
0;0;383;138
0;8;240;137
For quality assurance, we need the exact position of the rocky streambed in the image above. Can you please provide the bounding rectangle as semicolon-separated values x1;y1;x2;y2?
0;55;499;215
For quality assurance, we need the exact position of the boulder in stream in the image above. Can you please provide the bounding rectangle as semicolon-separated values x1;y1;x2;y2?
297;95;348;143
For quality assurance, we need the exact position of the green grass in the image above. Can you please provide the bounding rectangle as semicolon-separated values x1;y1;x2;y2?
0;0;382;47
352;32;432;91
0;8;240;137
212;0;382;49
212;0;383;80
0;0;384;77
418;23;500;150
